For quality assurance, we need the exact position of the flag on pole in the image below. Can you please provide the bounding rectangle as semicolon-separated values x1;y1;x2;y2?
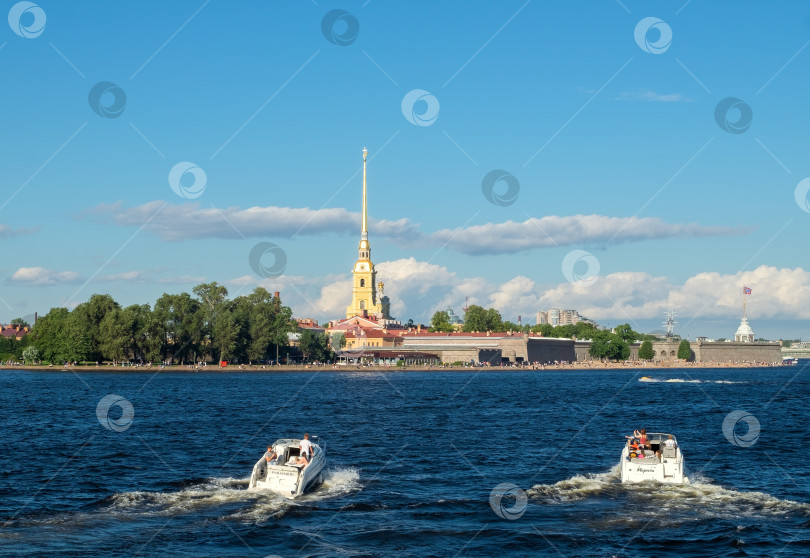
743;286;752;295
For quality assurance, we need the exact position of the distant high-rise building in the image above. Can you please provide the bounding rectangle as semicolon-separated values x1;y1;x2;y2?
536;308;592;326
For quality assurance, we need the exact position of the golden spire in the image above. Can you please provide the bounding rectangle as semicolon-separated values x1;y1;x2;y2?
361;147;368;240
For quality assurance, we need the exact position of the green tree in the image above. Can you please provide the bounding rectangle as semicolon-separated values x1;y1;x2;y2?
589;331;630;361
270;296;296;361
531;323;554;336
638;340;654;360
502;321;528;333
429;310;454;332
10;317;30;328
99;308;129;364
574;322;599;339
462;305;487;332
485;308;503;331
212;303;239;362
677;340;692;360
31;307;72;363
22;346;39;364
330;332;347;352
64;311;92;363
192;282;229;362
554;324;577;339
614;323;639;343
156;292;204;364
71;294;120;361
299;330;333;363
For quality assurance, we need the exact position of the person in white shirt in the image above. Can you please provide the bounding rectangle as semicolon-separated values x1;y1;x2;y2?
664;435;677;448
299;433;313;460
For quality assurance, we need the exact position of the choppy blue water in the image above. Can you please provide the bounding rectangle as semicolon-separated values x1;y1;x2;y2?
1;365;808;557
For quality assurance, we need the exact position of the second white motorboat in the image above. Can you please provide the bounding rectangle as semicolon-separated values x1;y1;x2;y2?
247;437;326;498
620;432;689;484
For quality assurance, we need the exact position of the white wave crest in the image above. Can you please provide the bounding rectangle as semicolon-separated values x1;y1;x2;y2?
639;377;743;384
529;466;809;520
527;464;621;502
106;477;264;517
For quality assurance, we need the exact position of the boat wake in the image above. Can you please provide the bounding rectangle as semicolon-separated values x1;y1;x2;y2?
527;466;810;526
106;476;259;517
527;465;622;502
639;377;742;384
103;467;362;523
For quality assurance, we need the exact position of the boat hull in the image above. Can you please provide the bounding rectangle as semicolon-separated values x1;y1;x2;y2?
620;434;688;484
247;439;326;498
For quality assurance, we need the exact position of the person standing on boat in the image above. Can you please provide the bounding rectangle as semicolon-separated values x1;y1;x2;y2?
664;435;676;449
299;433;313;460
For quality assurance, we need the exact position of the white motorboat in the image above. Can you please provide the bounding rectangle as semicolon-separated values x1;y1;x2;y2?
620;432;689;484
247;437;326;498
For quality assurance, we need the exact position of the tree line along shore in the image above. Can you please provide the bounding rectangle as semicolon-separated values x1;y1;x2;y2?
2;283;298;367
1;283;719;368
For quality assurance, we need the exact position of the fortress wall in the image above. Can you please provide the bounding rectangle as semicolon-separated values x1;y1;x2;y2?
497;337;530;362
695;342;781;363
652;341;683;360
573;341;640;361
526;338;576;363
435;349;487;364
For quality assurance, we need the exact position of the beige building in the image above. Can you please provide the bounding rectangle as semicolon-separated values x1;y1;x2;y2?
536;308;591;326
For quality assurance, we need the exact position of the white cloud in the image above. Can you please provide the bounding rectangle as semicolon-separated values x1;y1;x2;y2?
0;224;39;238
616;89;691;102
429;215;749;255
89;203;746;257
88;201;420;243
98;271;148;282
9;267;81;286
227;262;810;328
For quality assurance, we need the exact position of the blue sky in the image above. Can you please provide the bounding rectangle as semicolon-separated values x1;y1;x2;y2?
2;0;809;340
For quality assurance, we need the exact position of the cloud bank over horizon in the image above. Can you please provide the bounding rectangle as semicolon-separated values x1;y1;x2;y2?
7;258;807;338
88;202;749;254
226;259;810;330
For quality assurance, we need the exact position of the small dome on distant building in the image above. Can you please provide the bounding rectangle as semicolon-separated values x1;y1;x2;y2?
446;308;463;325
735;317;754;342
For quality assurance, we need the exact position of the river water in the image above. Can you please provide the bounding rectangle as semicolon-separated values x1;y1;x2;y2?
0;365;807;557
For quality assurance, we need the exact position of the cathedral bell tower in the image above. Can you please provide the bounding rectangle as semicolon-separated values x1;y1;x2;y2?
346;148;384;319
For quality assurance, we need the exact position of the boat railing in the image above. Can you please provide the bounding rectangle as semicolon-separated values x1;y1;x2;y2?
311;435;326;457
